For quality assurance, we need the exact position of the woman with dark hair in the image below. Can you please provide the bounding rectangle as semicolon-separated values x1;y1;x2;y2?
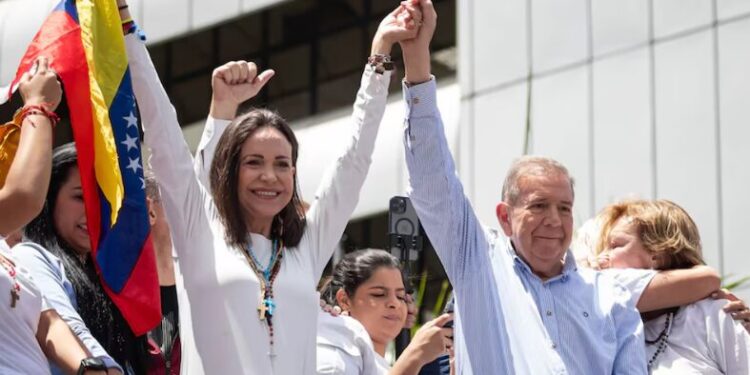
18;142;137;374
317;249;453;375
1;56;108;375
127;1;425;373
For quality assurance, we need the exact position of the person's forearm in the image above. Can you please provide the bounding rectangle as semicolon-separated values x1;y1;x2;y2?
371;32;393;56
637;265;720;312
390;349;428;375
117;0;130;21
0;114;53;234
37;309;92;374
208;98;237;120
403;48;431;84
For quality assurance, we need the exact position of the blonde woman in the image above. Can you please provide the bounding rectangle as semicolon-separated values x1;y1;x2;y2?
595;199;750;374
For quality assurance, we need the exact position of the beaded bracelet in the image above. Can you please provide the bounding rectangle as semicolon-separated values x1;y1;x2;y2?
14;104;60;128
368;54;394;75
121;18;135;35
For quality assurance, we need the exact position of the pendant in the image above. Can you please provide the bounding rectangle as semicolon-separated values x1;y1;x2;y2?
258;300;268;320
264;298;276;317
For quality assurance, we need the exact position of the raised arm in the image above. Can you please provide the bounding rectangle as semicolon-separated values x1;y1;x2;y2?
0;58;60;235
121;3;212;265
304;4;421;276
195;62;274;187
399;0;488;282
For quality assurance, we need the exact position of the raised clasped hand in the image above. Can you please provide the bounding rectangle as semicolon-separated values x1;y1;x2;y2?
19;56;62;111
210;60;275;119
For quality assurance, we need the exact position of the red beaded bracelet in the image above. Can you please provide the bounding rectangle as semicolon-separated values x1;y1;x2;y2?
15;104;60;128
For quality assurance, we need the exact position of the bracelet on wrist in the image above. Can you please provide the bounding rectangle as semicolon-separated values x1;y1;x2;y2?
118;4;128;10
367;54;394;75
14;104;60;128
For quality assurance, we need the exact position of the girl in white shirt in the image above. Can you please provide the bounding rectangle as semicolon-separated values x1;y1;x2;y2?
594;199;750;374
317;249;453;375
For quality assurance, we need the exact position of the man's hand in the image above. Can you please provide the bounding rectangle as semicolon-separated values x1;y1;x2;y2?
371;2;422;56
19;56;62;111
400;0;437;84
209;61;274;120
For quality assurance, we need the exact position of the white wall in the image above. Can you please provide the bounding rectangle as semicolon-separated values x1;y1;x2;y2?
460;0;750;299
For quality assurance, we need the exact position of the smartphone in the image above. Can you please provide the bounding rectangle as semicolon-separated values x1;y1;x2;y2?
442;293;454;329
388;196;423;262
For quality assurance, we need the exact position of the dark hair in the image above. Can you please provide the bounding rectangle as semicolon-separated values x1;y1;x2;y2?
322;249;403;306
209;108;306;249
24;142;146;372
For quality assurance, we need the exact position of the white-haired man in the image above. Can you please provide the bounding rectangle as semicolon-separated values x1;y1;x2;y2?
397;1;645;374
397;2;730;374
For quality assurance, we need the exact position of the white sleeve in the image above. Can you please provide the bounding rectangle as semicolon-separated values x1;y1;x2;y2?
126;34;214;270
602;268;657;307
304;65;390;276
194;116;231;189
706;301;750;374
316;345;362;375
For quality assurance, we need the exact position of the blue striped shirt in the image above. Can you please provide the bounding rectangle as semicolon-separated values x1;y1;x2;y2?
402;78;647;375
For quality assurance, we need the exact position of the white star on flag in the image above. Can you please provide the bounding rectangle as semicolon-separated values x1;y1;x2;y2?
123;112;138;128
121;134;139;152
139;177;145;190
127;156;142;174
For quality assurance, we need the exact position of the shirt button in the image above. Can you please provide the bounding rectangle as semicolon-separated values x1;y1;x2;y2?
546;310;552;316
551;343;557;349
412;97;420;105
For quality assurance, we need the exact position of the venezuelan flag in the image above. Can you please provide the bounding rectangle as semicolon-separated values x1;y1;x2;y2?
2;0;159;335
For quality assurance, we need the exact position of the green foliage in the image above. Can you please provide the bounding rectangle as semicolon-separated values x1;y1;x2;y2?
410;271;453;337
722;274;750;291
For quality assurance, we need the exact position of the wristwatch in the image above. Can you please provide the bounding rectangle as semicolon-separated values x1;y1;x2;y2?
77;357;107;374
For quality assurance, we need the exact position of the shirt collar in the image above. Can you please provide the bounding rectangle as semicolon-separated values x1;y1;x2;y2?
506;237;578;283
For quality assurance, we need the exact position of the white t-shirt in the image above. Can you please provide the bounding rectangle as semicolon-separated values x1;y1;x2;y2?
646;298;750;374
601;268;657;306
316;312;390;375
0;248;52;375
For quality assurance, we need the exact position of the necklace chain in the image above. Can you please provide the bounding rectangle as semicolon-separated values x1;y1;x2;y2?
243;238;284;357
646;312;674;370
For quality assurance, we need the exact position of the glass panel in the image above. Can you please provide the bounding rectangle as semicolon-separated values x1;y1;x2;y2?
591;0;649;56
532;0;588;73
654;31;720;267
653;0;712;39
592;49;653;210
718;19;750;282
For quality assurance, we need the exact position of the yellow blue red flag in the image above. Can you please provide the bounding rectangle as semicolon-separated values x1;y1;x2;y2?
3;0;160;335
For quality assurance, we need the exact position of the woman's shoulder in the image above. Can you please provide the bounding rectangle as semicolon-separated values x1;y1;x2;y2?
11;242;62;268
685;297;730;316
317;311;372;356
679;297;740;333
